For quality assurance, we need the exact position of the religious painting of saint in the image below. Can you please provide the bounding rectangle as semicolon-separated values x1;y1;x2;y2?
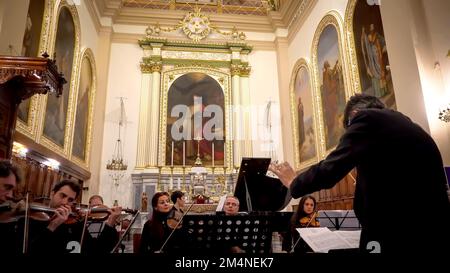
293;64;317;165
166;72;225;166
17;0;45;123
353;0;396;109
72;55;92;160
43;7;75;147
317;24;346;150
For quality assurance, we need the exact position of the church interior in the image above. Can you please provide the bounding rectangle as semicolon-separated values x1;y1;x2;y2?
1;0;449;254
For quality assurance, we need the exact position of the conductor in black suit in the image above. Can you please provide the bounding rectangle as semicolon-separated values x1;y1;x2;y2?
270;94;450;253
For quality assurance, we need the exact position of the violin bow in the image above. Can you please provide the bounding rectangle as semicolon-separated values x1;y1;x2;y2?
22;192;30;254
290;210;318;253
157;202;195;253
110;209;140;253
79;207;91;251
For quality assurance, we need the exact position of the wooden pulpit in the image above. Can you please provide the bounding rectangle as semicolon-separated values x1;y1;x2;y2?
0;54;65;159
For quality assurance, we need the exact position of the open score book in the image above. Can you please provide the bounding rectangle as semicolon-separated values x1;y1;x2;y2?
297;227;361;253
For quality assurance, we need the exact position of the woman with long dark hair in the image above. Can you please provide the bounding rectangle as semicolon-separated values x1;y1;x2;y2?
139;192;172;253
282;195;320;253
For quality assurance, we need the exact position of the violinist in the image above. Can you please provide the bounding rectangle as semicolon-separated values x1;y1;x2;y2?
170;191;185;214
86;194;121;239
167;191;185;229
0;160;22;254
24;180;120;254
139;192;172;253
282;195;319;253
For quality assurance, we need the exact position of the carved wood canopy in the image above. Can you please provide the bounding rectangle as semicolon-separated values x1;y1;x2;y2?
0;55;66;102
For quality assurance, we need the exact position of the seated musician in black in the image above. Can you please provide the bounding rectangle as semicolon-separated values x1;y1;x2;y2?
0;160;23;254
25;180;121;254
282;195;319;253
222;196;245;253
139;192;172;253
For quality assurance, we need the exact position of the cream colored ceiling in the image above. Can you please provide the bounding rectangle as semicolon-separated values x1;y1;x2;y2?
90;0;313;33
121;0;277;16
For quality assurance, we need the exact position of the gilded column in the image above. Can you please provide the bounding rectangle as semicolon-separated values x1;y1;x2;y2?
136;71;152;168
136;46;153;168
239;50;252;157
146;43;163;167
230;48;242;168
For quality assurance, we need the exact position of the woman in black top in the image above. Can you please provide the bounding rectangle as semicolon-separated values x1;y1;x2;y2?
139;192;172;253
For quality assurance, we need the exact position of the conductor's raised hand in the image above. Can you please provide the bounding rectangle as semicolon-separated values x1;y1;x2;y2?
268;162;297;189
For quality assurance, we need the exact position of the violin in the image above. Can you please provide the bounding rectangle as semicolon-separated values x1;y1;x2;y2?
167;208;184;229
299;211;320;228
0;200;135;224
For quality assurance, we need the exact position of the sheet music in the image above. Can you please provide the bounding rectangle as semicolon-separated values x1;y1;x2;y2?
297;227;360;253
216;194;227;212
334;230;361;247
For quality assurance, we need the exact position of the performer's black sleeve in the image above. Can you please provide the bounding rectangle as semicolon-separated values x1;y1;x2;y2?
290;112;373;198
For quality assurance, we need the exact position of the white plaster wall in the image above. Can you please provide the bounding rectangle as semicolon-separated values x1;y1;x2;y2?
381;0;450;163
248;50;284;161
99;42;142;207
0;0;29;55
78;0;98;55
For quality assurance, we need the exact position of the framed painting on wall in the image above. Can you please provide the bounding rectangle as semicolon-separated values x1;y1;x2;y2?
71;49;95;167
346;0;397;109
290;59;318;170
166;72;225;167
42;5;78;152
313;17;347;152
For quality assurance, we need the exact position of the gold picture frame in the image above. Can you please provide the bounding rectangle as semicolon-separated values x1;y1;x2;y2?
16;0;56;141
39;0;81;157
311;11;350;158
70;48;96;169
160;67;233;170
289;58;319;170
345;0;397;109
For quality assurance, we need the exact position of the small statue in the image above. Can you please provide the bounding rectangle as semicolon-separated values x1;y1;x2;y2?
141;192;148;212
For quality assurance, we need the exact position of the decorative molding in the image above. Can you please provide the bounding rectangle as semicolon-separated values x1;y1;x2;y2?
144;8;247;43
230;63;251;77
311;12;348;159
140;60;163;73
287;0;317;43
159;67;233;171
70;48;97;170
16;0;57;142
288;58;319;170
39;1;82;160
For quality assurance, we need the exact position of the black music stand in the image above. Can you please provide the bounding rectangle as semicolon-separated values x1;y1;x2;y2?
172;213;275;254
317;210;360;230
234;157;291;212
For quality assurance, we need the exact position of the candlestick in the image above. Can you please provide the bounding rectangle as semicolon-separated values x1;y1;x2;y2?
171;141;174;166
212;142;214;167
177;177;181;189
183;141;185;166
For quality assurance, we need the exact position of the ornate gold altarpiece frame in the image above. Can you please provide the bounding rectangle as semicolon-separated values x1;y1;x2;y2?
136;8;254;175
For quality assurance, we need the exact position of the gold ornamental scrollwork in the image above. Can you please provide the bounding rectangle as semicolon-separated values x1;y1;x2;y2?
140;61;162;73
144;7;246;42
230;63;251;77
